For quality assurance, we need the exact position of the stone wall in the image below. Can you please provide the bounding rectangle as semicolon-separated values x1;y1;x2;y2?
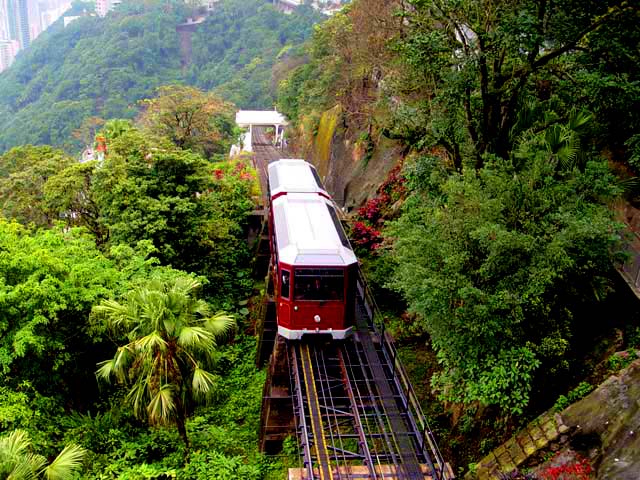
465;359;640;479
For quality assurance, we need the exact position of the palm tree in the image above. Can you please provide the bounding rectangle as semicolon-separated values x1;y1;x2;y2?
94;277;234;446
0;430;85;480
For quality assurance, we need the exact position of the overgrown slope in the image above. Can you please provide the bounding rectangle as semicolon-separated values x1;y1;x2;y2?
0;0;321;153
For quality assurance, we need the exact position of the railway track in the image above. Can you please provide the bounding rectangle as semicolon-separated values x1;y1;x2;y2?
251;125;452;479
251;126;289;203
288;288;446;479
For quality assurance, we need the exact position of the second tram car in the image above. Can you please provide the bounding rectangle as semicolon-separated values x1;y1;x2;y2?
268;159;357;340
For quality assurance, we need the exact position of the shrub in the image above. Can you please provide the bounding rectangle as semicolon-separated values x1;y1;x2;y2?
553;382;594;412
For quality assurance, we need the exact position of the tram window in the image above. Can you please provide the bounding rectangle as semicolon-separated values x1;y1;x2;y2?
294;269;344;301
326;205;351;249
310;166;325;190
281;270;290;298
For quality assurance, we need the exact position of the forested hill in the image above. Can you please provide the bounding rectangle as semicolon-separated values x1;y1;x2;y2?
0;0;321;153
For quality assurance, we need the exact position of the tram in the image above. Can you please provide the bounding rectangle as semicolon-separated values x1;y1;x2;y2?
268;159;357;340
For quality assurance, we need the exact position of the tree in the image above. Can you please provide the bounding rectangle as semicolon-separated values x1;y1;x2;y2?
395;0;639;168
388;148;623;414
101;118;134;142
138;85;236;158
43;161;107;244
71;116;105;147
91;127;254;300
94;277;235;446
0;146;75;226
0;430;85;480
0;218;172;401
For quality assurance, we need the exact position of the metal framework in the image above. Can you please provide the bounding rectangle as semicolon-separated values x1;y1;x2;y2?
287;274;452;479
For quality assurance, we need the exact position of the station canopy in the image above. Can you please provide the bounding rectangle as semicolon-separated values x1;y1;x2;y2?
236;110;288;128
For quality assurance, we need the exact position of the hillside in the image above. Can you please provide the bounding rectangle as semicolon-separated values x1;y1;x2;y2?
0;0;321;153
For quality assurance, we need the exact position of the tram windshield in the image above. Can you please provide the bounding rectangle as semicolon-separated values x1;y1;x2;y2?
294;268;344;301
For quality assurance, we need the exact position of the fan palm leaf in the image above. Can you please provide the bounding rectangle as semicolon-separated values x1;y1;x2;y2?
147;384;176;424
0;431;83;480
191;367;218;400
42;444;86;480
204;312;235;338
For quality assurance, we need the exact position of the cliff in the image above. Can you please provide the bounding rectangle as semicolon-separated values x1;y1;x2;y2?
298;105;404;210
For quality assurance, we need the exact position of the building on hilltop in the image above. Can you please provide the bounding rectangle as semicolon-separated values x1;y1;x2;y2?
0;38;20;72
96;0;121;17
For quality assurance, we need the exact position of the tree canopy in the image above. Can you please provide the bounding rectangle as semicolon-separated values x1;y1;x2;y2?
138;85;236;158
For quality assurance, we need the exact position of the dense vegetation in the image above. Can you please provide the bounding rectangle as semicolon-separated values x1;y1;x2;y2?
277;0;640;472
0;0;321;154
0;82;287;476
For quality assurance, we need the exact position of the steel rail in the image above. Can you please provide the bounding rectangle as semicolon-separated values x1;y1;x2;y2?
316;345;351;477
300;343;335;480
291;345;315;479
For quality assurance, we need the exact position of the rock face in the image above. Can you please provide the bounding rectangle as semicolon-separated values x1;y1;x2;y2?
466;359;640;479
562;359;640;479
303;106;404;210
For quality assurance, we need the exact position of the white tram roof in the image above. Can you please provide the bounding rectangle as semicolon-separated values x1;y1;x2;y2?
268;159;328;198
272;193;357;267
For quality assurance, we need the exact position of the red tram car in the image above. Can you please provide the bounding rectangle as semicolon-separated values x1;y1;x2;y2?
268;159;357;340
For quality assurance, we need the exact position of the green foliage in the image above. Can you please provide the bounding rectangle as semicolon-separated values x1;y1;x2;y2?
606;350;639;372
0;0;321;154
394;0;638;165
43;161;106;242
0;220;144;393
388;151;622;414
0;146;75;226
553;381;594;412
188;0;321;109
91;127;254;300
138;86;236;158
0;429;85;480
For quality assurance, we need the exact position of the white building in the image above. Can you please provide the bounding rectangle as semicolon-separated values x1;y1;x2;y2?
63;15;80;27
0;0;11;40
273;0;349;15
96;0;119;17
0;39;20;72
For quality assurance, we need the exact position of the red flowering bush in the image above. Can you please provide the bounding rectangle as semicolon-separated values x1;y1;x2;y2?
211;157;260;198
539;455;593;480
358;198;383;222
351;164;407;253
352;221;382;250
379;164;406;199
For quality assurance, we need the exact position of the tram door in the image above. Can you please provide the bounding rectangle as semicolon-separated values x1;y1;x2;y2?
278;269;292;327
